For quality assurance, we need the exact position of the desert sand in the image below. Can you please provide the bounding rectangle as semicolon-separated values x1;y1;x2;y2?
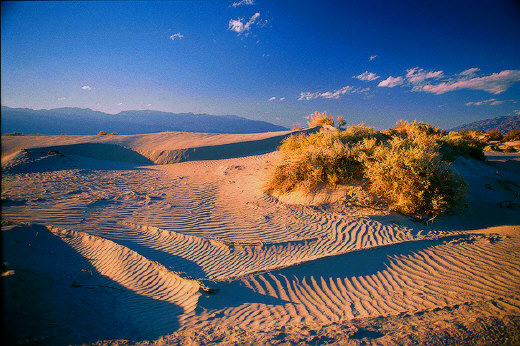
2;131;520;345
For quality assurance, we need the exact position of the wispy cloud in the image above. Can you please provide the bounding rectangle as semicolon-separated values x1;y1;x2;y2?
421;70;520;95
279;97;286;101
169;33;184;41
228;12;260;36
378;76;403;88
117;102;123;106
406;67;443;85
298;86;369;100
268;96;286;102
81;85;93;90
232;0;254;7
459;67;480;78
268;96;276;101
465;98;504;106
369;55;378;61
354;71;380;81
57;97;66;101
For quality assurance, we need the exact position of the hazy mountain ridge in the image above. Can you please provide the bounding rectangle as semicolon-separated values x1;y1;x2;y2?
1;106;287;135
452;114;520;134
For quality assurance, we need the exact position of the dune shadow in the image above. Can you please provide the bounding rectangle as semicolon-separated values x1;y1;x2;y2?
1;223;197;344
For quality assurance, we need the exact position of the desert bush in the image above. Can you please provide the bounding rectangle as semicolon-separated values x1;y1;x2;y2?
363;136;467;216
267;132;364;193
266;119;472;217
440;132;486;161
307;111;335;127
4;132;24;136
338;123;389;144
503;129;520;142
108;132;118;135
487;130;503;141
337;116;346;129
97;131;108;136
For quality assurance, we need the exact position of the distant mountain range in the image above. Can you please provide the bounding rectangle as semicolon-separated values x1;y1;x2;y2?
1;106;288;135
451;114;520;134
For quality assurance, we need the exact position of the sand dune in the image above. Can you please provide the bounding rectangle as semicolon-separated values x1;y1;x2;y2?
2;131;520;344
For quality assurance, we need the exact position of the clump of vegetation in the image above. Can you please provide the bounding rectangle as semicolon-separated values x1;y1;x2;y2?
266;119;481;217
486;130;503;141
4;132;25;136
503;129;520;142
97;131;108;136
307;111;335;127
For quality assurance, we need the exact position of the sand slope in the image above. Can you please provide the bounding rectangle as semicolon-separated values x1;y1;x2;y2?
2;132;520;344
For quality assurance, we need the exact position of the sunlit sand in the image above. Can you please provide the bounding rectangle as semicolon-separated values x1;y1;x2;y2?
2;131;519;344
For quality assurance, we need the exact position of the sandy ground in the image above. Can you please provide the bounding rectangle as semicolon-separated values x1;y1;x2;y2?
1;132;520;345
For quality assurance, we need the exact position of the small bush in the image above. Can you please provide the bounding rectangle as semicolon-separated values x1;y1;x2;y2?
487;130;503;141
4;132;24;136
363;137;467;216
108;132;118;135
307;111;335;127
503;129;520;142
97;131;108;136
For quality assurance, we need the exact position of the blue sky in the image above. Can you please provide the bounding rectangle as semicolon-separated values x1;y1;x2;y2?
2;0;520;129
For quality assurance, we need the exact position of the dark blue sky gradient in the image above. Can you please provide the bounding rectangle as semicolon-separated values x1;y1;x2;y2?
2;0;519;129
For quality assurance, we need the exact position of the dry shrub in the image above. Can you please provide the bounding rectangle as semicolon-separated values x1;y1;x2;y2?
504;129;520;142
97;131;108;136
4;132;24;136
487;130;503;141
267;132;364;193
266;119;474;217
363;136;467;216
307;111;335;127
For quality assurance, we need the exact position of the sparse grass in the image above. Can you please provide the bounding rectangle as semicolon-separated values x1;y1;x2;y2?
266;119;479;217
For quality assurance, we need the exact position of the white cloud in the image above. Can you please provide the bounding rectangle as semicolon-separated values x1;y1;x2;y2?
369;55;378;61
268;96;276;101
298;86;369;100
406;67;444;84
57;97;66;101
228;12;260;35
465;98;504;106
117;102;123;106
421;70;520;95
147;103;152;107
459;67;480;78
279;97;286;101
378;76;404;88
232;0;254;7
81;85;93;90
354;71;380;81
169;33;184;41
